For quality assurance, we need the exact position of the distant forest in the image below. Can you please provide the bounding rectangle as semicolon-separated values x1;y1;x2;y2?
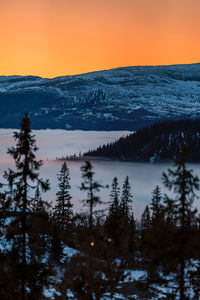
85;118;200;162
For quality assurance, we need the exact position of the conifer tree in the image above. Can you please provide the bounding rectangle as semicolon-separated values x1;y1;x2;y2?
54;162;73;230
80;161;103;229
140;205;152;264
1;113;51;299
162;146;200;299
163;147;199;230
120;176;133;217
31;185;51;214
163;194;176;223
119;177;136;259
3;113;49;211
128;212;136;261
105;177;132;257
150;185;163;224
109;177;120;216
141;205;151;231
105;177;120;239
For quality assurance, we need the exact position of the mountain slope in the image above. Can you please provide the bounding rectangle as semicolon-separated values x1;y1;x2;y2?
84;119;200;162
0;63;200;130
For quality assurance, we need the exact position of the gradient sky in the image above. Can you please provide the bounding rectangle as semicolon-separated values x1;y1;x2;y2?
0;0;199;78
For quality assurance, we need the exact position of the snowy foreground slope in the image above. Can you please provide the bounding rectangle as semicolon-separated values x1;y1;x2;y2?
0;63;200;130
43;245;189;300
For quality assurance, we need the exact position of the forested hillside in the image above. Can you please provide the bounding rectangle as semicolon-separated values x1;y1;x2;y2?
85;119;200;162
1;115;200;299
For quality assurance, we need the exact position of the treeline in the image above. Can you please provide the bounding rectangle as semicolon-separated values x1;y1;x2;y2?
1;114;200;299
85;118;200;162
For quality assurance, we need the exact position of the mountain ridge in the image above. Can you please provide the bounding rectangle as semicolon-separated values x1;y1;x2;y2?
1;62;200;79
0;63;200;130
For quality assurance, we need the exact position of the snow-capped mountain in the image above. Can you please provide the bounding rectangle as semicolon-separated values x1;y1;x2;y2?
0;63;200;130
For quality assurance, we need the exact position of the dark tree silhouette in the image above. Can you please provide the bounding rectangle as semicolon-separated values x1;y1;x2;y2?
141;205;151;231
105;177;135;258
1;113;51;299
150;186;163;225
162;146;200;299
109;177;120;216
31;184;51;214
121;176;133;217
80;161;103;229
54;162;73;231
104;177;120;246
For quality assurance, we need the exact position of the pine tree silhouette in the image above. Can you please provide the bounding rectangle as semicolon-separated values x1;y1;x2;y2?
109;177;120;216
121;176;133;217
31;184;51;214
150;185;163;224
162;146;200;299
80;161;103;229
141;205;151;231
1;113;51;299
54;162;73;231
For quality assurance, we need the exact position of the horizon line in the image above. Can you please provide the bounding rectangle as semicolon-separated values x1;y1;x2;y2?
0;61;199;80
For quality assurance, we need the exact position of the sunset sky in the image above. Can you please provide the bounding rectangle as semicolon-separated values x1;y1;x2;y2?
0;0;199;78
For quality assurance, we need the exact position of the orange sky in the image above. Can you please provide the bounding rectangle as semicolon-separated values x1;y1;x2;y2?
0;0;199;78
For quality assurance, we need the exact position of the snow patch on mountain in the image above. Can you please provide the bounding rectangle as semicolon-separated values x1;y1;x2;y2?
0;63;200;130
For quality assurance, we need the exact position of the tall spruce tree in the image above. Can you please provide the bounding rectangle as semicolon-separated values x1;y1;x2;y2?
109;177;120;216
120;176;133;217
141;205;151;231
1;113;51;299
120;177;136;259
105;177;127;257
105;177;120;241
150;185;163;224
4;113;49;210
80;161;103;229
54;162;73;230
162;146;200;299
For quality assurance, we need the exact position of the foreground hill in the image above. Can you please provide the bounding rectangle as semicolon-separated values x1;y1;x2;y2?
0;63;200;130
85;119;200;162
